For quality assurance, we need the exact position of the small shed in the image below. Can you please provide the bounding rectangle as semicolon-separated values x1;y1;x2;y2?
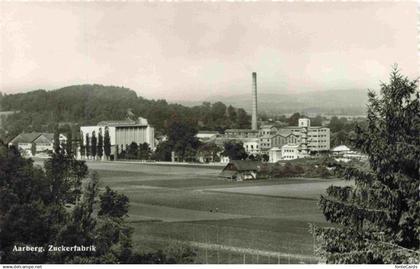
219;160;260;181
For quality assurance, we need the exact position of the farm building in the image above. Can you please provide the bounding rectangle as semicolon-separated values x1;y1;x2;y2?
8;132;67;157
219;160;261;181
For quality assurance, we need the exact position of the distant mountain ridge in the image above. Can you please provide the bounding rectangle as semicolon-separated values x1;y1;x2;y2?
178;89;370;115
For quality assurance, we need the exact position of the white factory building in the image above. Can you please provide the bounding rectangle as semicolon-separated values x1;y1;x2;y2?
80;117;155;159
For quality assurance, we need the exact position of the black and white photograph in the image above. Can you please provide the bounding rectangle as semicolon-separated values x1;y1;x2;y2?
0;0;419;267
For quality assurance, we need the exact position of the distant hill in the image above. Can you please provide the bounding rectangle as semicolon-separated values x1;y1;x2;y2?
179;89;370;116
0;85;250;141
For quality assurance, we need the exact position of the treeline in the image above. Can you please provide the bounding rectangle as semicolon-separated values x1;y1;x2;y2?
0;85;250;141
262;158;334;179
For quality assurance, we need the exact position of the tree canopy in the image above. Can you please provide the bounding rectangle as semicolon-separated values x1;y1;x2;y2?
222;141;248;161
312;68;420;264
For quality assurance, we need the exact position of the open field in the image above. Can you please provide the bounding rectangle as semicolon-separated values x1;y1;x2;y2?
82;161;349;263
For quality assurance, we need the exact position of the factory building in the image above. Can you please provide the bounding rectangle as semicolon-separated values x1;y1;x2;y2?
80;117;155;159
211;72;331;162
283;118;330;152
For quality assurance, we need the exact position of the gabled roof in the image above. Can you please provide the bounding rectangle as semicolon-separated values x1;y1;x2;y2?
9;132;55;144
9;132;42;144
228;160;260;171
34;133;54;143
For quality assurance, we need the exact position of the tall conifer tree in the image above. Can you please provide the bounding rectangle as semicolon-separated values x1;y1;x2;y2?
97;130;103;160
104;128;111;159
85;133;90;159
312;68;420;263
53;129;60;154
66;129;72;156
91;131;97;159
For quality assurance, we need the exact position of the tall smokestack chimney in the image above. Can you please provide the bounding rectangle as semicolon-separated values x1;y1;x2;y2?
251;72;258;130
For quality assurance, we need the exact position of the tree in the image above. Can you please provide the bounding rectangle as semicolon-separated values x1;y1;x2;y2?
227;105;237;122
222;141;248;160
311;68;420;264
31;142;36;157
126;142;138;159
66;129;73;157
80;132;85;158
85;133;90;159
104;128;111;159
166;121;200;162
331;130;349;147
138;142;151;160
328;116;346;133
97;130;103;160
311;115;323;126
288;112;301;126
99;186;129;218
151;141;172;161
197;142;222;163
236;108;250;129
0;141;195;263
91;131;97;159
53;129;60;154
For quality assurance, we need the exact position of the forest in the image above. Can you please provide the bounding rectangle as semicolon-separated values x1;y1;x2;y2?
0;85;250;141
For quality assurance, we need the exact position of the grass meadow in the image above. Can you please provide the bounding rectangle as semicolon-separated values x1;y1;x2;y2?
86;161;347;264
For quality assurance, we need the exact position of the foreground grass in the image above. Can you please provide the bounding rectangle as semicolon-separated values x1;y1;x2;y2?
90;163;337;263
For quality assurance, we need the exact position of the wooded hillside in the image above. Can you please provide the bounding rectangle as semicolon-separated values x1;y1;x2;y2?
0;85;250;141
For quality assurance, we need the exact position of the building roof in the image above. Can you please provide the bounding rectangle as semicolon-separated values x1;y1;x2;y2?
260;125;277;129
0;111;19;116
97;120;137;126
34;133;54;143
281;144;300;149
277;129;294;135
9;132;49;144
97;117;150;127
269;147;281;151
228;160;260;171
198;130;220;134
332;145;351;152
225;129;258;133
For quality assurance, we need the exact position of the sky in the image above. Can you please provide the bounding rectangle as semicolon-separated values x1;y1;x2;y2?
0;1;418;101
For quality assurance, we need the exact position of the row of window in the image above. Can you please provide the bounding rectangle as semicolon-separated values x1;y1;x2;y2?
309;134;328;138
245;145;259;149
310;140;328;143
